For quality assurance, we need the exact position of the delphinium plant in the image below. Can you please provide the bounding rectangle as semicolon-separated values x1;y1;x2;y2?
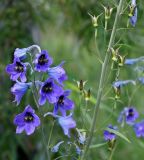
5;45;78;159
5;0;144;159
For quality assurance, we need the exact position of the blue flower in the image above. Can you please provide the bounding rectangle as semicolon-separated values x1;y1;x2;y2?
58;114;76;137
118;107;139;125
104;125;117;141
129;0;137;27
48;61;67;84
112;80;136;88
51;141;64;153
11;81;32;105
76;128;86;145
134;120;144;137
44;112;76;137
39;78;63;105
6;58;27;82
138;77;144;84
75;145;82;155
34;50;53;72
53;90;74;116
14;48;28;60
14;105;40;135
125;57;144;65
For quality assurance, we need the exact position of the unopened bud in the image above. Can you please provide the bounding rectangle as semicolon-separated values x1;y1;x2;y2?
113;86;121;99
77;80;87;91
103;5;113;20
88;13;102;28
84;89;91;101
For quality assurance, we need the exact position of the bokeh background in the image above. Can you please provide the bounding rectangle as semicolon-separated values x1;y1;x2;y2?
1;0;144;159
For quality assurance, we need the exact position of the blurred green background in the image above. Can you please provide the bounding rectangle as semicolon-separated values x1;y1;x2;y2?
1;0;144;159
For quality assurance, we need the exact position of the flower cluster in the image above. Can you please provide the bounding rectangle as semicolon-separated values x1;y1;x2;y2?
6;45;76;136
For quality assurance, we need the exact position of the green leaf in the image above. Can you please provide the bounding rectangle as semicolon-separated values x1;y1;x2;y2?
90;142;107;149
106;128;131;143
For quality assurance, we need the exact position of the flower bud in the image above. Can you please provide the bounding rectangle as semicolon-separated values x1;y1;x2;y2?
84;89;91;101
104;6;113;20
88;13;102;28
77;80;87;91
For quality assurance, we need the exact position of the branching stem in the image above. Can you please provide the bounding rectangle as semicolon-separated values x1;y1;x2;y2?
81;0;124;159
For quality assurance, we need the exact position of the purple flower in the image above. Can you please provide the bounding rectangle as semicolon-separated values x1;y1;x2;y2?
75;145;82;155
125;57;144;65
48;61;67;84
130;0;137;27
58;114;76;137
34;50;53;72
51;141;64;153
6;58;27;82
14;48;28;60
13;105;40;135
118;107;139;125
53;90;74;116
112;80;136;88
44;112;76;137
138;77;144;84
104;125;117;141
11;81;32;105
39;78;63;105
76;128;86;145
134;120;144;137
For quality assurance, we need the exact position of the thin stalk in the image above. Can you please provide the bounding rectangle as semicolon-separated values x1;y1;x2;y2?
32;90;50;160
108;145;116;160
81;0;124;159
47;120;55;150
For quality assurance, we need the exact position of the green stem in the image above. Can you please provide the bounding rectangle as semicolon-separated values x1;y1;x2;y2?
108;145;116;160
47;120;55;151
81;0;124;159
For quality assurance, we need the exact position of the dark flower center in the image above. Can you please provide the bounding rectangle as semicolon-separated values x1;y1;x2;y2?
24;112;34;122
15;62;24;72
38;54;48;65
42;82;53;93
58;95;64;105
128;109;134;117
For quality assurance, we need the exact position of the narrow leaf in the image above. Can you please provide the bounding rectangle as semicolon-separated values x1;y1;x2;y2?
106;128;131;143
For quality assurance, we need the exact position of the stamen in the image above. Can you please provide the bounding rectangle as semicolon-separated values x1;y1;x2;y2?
38;54;48;65
15;62;24;72
24;112;34;122
58;95;64;105
42;82;53;93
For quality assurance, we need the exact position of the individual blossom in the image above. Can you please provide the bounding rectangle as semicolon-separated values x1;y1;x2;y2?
13;105;40;135
138;77;144;84
76;128;86;145
118;107;139;125
53;90;74;116
44;112;76;137
14;48;28;60
11;81;32;105
34;50;53;72
75;144;82;155
51;141;64;153
6;57;27;82
103;124;117;141
129;0;137;27
39;78;63;105
125;57;144;65
14;45;41;60
58;114;76;137
133;120;144;137
48;61;67;85
112;80;136;88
